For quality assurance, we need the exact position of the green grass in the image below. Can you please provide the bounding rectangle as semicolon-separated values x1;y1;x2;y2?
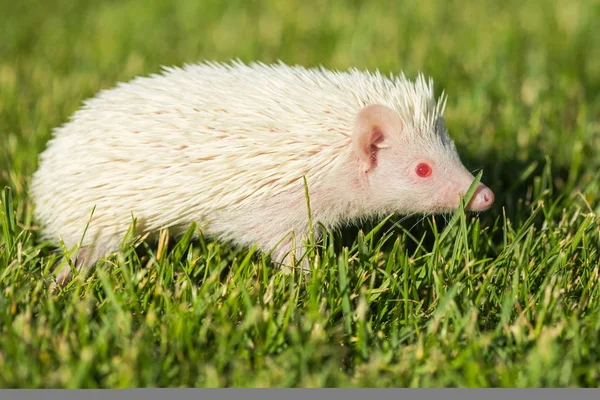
2;0;600;388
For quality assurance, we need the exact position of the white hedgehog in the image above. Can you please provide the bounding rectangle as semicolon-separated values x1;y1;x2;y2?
31;60;494;285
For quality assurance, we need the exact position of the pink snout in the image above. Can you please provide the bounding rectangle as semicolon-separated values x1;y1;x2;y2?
466;184;495;211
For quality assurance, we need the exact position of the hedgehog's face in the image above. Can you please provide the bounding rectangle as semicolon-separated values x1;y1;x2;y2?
379;139;494;214
352;104;494;215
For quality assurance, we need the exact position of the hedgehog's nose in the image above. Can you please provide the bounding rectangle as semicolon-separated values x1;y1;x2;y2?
466;184;495;211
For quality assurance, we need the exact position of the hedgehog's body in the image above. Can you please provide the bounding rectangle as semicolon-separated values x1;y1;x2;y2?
31;60;494;283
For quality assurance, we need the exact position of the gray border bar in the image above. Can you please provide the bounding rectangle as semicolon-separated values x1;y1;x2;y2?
1;389;600;400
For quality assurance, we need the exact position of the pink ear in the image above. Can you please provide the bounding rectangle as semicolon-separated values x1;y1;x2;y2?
352;104;403;172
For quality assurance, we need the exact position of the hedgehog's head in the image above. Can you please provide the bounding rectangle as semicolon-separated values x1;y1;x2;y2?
351;104;494;215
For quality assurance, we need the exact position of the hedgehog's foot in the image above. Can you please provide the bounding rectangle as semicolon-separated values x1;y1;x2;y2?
50;246;96;293
278;253;311;275
55;263;74;287
269;239;314;276
50;261;77;293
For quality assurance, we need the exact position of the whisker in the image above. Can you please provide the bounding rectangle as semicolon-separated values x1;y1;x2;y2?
442;212;449;224
409;212;432;231
385;213;417;235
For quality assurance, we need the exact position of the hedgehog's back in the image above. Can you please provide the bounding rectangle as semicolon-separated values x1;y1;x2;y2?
30;60;443;256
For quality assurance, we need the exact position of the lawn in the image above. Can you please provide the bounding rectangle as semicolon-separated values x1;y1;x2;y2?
1;0;600;388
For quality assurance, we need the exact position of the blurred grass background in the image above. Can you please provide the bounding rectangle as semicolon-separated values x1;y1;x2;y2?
1;0;600;388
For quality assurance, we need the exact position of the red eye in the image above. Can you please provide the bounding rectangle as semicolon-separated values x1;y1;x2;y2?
416;163;432;178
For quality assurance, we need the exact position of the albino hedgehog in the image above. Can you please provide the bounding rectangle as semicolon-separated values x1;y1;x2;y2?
31;60;494;284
